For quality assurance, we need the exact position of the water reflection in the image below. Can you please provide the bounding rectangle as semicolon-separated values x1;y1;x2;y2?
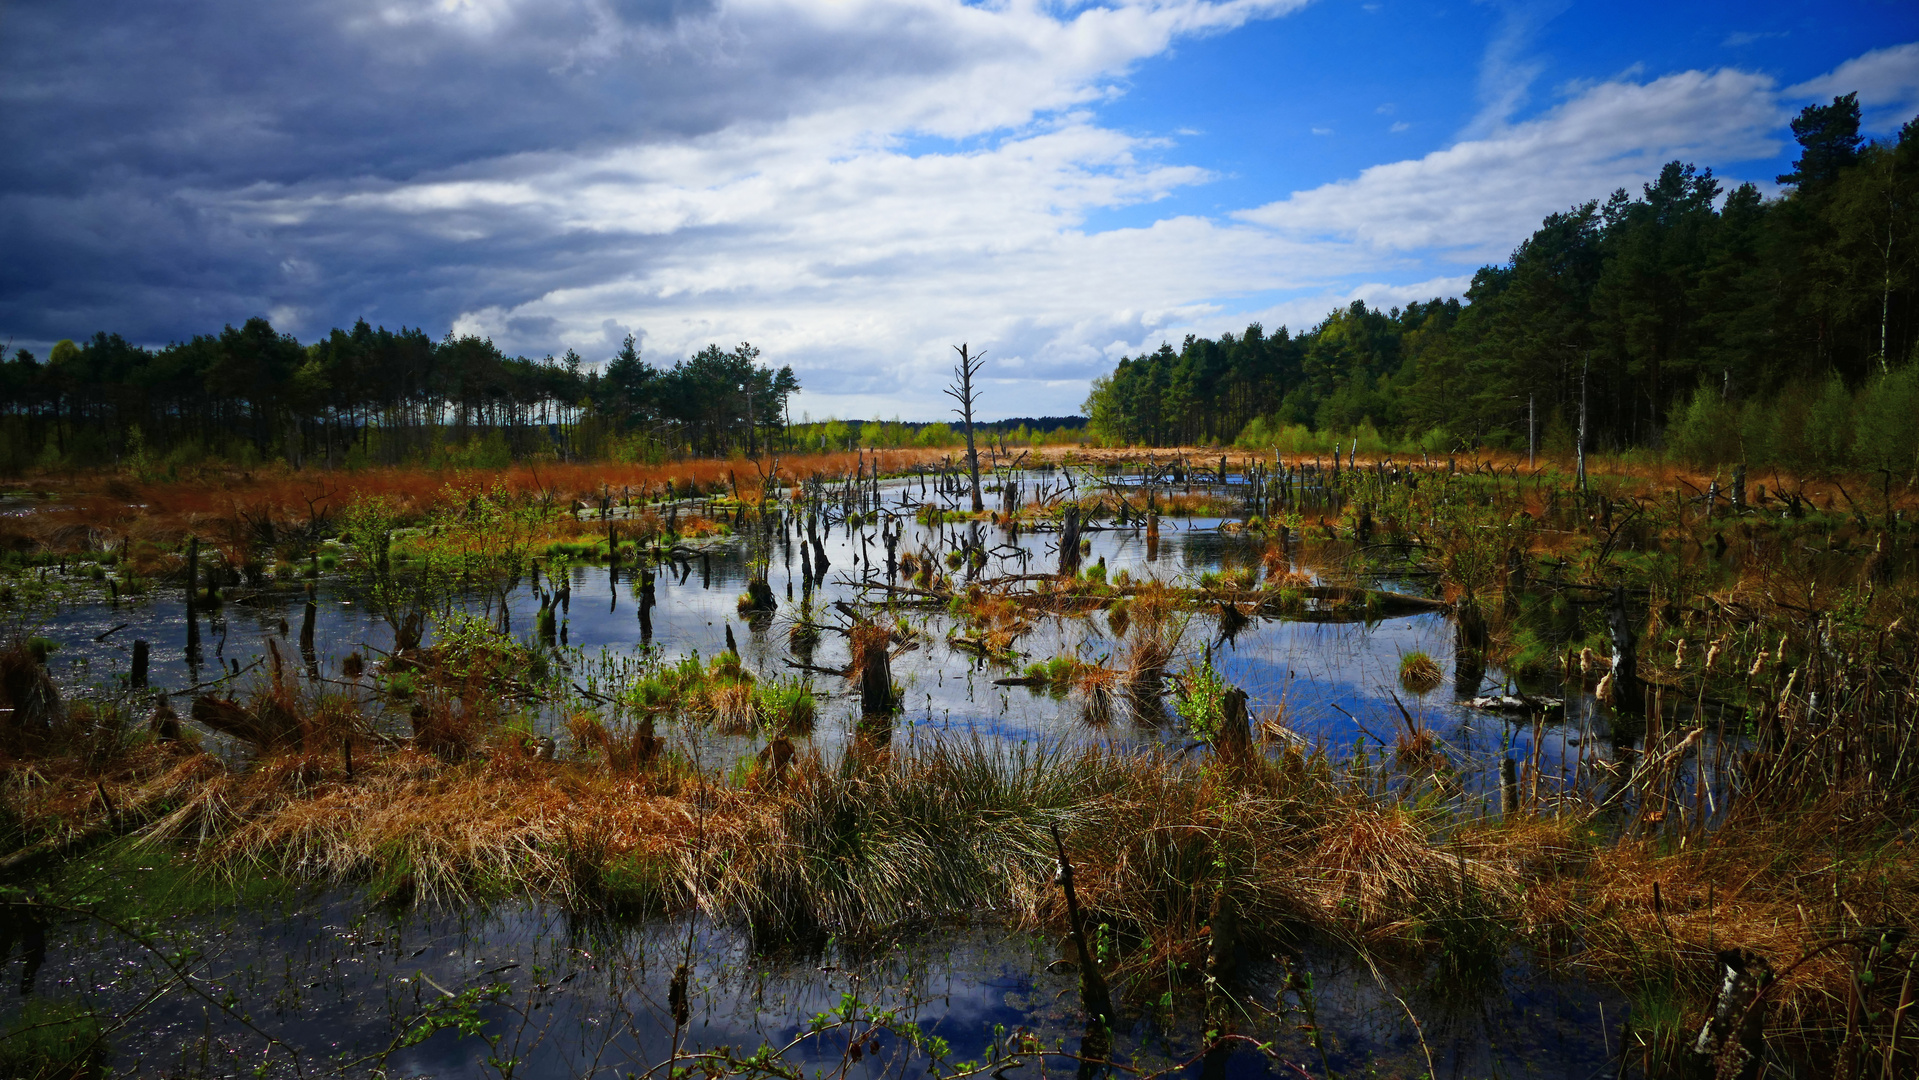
34;476;1699;806
15;473;1675;1075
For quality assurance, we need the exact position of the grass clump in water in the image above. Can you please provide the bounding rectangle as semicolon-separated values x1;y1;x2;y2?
1396;651;1443;694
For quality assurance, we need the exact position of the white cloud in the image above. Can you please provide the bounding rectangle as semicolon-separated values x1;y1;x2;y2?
1465;0;1570;135
1148;274;1478;355
1788;42;1919;132
438;121;1344;415
8;0;1899;421
1236;68;1784;260
435;58;1804;418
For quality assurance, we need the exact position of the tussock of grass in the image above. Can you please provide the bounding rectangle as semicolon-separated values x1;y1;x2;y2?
1120;582;1185;692
1396;651;1443;694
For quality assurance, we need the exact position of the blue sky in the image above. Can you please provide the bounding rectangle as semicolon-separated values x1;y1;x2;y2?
1098;0;1914;219
3;0;1918;419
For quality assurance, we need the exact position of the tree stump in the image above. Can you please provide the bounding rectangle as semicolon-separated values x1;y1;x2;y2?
739;578;777;613
1608;585;1640;714
1691;948;1772;1080
1213;686;1252;764
1206;886;1240;986
853;624;895;717
1058;505;1082;577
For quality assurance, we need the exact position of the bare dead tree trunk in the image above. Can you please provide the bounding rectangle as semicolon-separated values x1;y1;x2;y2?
1058;504;1081;577
1050;822;1113;1025
1691;949;1772;1079
1576;352;1589;493
945;344;987;513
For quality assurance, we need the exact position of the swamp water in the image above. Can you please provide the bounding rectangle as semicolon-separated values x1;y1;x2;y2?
12;473;1646;1077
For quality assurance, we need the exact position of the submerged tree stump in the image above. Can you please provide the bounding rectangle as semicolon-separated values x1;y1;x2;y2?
1454;597;1487;696
1206;885;1240;987
852;623;895;717
738;578;777;613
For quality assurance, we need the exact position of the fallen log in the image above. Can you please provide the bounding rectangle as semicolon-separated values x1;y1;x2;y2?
1463;693;1563;714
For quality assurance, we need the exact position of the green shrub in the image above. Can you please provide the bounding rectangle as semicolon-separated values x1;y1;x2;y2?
753;676;816;736
1172;659;1229;739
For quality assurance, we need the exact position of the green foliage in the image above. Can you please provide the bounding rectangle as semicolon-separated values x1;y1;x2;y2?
0;319;803;467
1019;655;1080;693
751;676;816;736
1085;100;1919;464
1172;659;1229;740
0;997;106;1079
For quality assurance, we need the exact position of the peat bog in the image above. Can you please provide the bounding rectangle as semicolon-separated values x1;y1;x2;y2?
3;448;1917;1079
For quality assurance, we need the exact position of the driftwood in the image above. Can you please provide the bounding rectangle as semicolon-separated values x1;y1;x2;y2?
783;658;851;678
1463;693;1563;715
865;575;1447;623
190;694;304;751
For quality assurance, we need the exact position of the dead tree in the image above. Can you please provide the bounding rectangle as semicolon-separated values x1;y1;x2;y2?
1607;585;1640;714
945;344;987;513
1058;504;1082;577
1691;949;1772;1079
1049;822;1114;1025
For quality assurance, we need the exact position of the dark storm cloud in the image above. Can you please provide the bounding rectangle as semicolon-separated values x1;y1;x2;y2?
0;0;974;346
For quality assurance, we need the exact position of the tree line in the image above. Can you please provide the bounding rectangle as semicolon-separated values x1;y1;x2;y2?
1085;94;1919;474
0;320;798;472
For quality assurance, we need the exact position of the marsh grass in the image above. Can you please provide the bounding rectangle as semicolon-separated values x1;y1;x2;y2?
0;994;106;1080
7;638;1917;1074
1396;652;1443;695
10;448;1919;1074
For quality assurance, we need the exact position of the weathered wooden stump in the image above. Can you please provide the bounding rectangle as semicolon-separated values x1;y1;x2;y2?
1213;686;1252;764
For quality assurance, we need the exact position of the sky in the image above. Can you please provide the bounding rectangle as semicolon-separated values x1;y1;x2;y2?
3;1;1918;421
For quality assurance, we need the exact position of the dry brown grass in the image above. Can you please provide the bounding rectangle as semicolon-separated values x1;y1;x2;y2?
1530;798;1919;1037
5;692;1914;1069
1119;581;1184;689
1072;664;1120;726
0;449;954;560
